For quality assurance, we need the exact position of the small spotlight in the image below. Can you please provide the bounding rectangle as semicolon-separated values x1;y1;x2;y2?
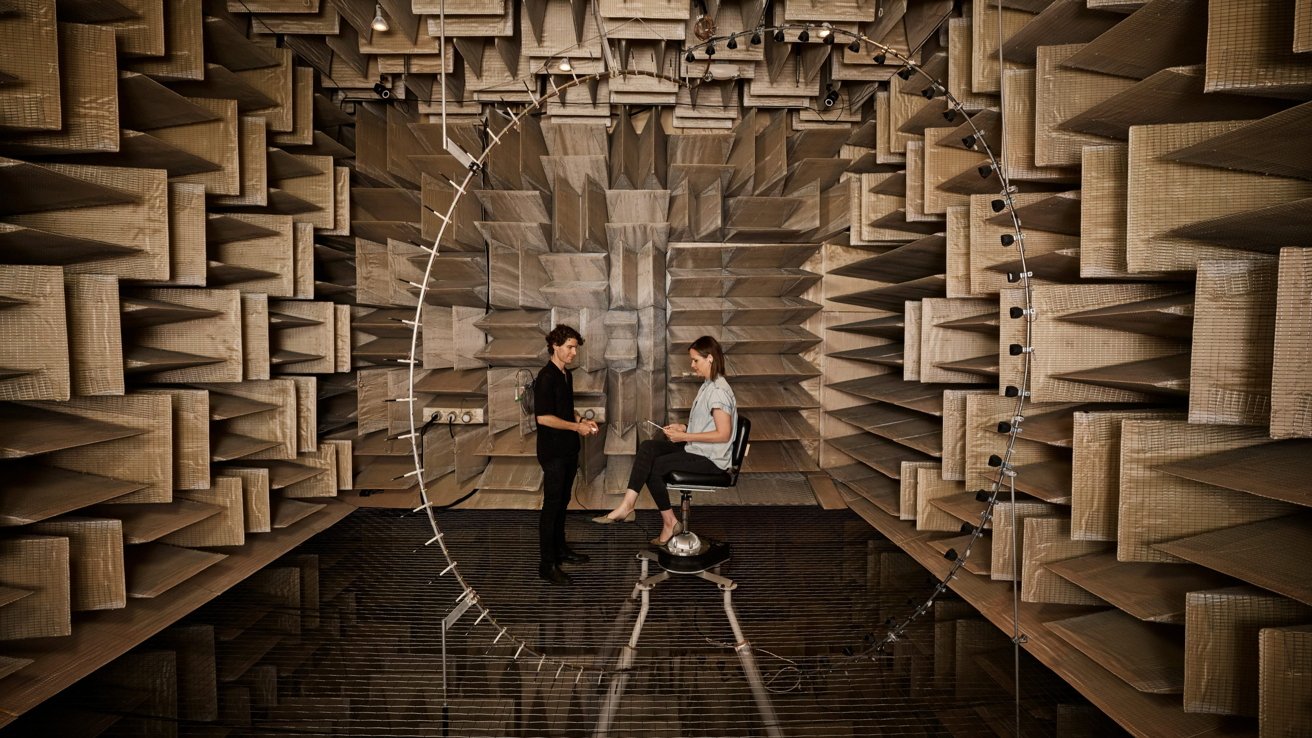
798;27;810;42
705;42;715;56
943;109;957;122
944;548;959;561
991;199;1006;213
987;454;1005;468
975;490;990;502
896;66;913;80
685;50;695;62
823;87;840;108
1000;234;1015;246
558;57;573;72
1006;271;1032;284
819;23;832;38
873;52;887;64
1004;385;1030;398
371;3;389;32
997;421;1013;433
921;86;937;99
1009;344;1032;356
960;523;977;534
848;39;861;52
751;31;762;45
774;28;786;42
962;135;977;149
1009;306;1034;319
726;36;738;50
978;164;993;179
372;80;391;99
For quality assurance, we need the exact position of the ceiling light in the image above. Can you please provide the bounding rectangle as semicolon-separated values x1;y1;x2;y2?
371;3;389;33
558;57;572;72
818;23;831;38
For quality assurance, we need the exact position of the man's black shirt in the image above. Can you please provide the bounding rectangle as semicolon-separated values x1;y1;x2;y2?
535;360;578;461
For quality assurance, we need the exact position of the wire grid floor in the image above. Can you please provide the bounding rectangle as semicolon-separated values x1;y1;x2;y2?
6;507;1117;737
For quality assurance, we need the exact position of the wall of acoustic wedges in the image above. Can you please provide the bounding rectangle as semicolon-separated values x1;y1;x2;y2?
0;0;362;725
1;0;1312;735
824;1;1312;736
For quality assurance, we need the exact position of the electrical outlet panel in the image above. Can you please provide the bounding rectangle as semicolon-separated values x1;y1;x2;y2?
577;405;607;423
423;406;486;425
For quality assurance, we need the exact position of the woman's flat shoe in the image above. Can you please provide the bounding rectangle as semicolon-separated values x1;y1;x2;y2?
650;522;683;546
591;511;636;524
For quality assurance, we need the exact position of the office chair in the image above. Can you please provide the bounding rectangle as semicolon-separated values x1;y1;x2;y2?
660;415;750;569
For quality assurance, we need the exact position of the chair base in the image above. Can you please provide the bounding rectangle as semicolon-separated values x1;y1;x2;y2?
655;538;731;574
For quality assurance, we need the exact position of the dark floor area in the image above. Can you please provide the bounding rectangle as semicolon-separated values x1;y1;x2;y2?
4;506;1122;737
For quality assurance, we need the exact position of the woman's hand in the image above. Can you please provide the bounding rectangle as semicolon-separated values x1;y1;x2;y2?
662;423;687;442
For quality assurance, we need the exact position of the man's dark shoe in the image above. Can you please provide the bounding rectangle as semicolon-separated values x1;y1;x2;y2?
539;564;572;586
558;548;590;564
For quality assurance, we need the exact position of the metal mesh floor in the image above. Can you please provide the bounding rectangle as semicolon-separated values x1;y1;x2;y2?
5;507;1118;737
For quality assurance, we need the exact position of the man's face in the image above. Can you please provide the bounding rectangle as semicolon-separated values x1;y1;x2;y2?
554;338;580;366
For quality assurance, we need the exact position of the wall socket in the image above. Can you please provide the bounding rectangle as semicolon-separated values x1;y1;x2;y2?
577;405;606;423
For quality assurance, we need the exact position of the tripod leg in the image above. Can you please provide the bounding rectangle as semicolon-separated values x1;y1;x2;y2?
595;571;664;737
721;585;784;738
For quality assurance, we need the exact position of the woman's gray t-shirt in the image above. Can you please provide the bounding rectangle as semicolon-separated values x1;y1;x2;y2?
684;376;736;470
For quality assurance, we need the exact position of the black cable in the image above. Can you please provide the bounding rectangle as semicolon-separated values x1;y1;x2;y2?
430;485;482;510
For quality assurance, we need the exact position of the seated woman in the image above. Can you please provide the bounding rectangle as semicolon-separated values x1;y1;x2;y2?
593;335;737;545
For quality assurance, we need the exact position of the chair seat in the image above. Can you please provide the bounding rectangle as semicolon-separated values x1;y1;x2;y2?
664;468;733;488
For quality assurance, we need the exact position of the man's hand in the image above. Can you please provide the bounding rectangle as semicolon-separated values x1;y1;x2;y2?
576;420;599;436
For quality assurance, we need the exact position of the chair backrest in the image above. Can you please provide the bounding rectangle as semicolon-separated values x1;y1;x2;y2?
728;415;751;484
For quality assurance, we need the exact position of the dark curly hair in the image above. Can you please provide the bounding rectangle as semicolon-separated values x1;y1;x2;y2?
689;335;726;379
545;324;584;356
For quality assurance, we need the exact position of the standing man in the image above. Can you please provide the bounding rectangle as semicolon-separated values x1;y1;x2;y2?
534;325;598;585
